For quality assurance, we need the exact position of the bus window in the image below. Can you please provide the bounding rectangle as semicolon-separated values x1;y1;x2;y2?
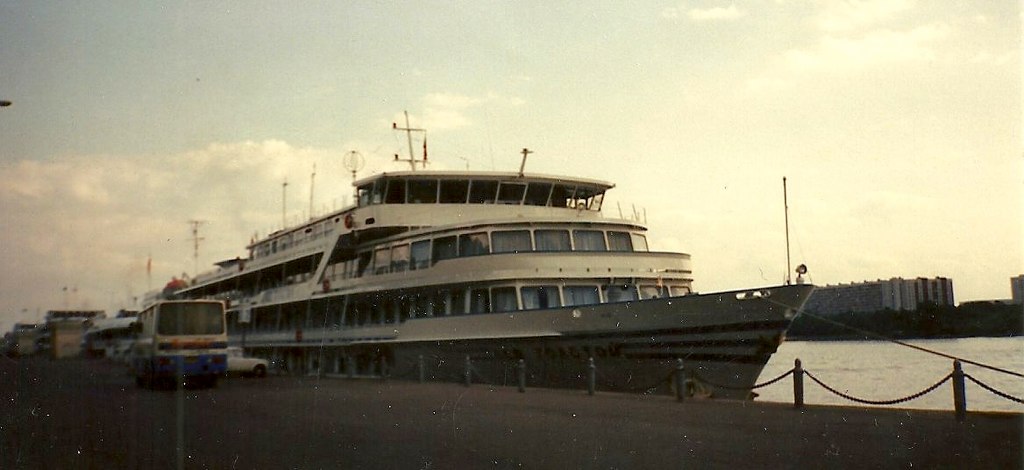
157;302;225;335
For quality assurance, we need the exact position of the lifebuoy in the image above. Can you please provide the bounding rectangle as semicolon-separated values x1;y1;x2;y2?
344;214;354;229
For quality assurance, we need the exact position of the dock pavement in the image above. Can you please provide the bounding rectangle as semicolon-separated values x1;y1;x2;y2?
1;356;1020;469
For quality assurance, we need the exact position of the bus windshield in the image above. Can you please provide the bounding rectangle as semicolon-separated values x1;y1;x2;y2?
157;302;225;335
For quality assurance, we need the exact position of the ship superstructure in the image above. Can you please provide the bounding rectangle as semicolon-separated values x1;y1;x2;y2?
167;147;813;398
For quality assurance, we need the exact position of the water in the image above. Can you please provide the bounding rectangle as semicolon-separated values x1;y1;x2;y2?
756;337;1024;413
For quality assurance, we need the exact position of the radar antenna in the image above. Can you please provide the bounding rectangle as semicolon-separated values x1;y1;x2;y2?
343;150;365;200
392;110;427;171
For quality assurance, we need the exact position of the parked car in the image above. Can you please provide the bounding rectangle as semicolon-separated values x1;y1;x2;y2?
225;347;269;378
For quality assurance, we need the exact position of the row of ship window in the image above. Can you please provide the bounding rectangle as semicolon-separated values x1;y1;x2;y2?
236;282;691;331
329;228;649;279
357;178;606;210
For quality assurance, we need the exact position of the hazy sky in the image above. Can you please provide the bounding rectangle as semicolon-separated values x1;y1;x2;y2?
0;1;1020;333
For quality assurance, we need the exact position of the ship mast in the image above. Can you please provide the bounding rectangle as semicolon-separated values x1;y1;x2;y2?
783;177;791;285
392;111;427;171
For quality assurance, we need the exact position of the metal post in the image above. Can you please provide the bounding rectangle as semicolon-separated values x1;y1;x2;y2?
952;360;966;421
517;359;526;393
587;357;596;396
793;358;804;409
380;356;388;381
675;359;686;402
346;356;355;379
464;355;472;387
418;354;425;383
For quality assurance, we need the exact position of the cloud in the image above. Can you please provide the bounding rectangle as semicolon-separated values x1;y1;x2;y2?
416;92;524;131
746;23;950;90
0;140;354;332
784;24;950;71
816;0;916;32
662;3;747;22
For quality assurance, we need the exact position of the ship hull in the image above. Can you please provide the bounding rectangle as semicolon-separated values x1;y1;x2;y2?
250;284;814;400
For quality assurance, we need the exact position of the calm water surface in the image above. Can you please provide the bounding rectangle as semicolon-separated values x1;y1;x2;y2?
757;337;1024;412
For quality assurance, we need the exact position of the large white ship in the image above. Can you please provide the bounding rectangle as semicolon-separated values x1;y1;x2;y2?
165;131;814;399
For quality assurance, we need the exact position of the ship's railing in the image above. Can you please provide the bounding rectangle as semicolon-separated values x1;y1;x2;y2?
323;354;1022;421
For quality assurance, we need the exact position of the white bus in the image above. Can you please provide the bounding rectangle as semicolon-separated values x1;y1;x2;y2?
131;300;228;388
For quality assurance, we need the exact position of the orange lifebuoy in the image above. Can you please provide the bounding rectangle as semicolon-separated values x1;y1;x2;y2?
344;214;354;229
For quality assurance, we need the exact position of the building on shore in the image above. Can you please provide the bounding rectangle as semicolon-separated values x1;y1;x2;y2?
805;277;955;316
1011;275;1024;305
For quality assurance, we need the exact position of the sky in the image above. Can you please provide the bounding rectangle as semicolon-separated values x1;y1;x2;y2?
0;1;1020;333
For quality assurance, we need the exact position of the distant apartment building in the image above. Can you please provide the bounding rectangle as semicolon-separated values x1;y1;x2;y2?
805;277;955;316
1012;275;1024;304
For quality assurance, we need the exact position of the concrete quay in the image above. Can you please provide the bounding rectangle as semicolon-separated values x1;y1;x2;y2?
1;356;1020;469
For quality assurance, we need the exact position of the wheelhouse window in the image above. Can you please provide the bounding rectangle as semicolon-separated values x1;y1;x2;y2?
439;180;469;203
563;286;600;306
410;240;430;270
535;229;571;251
432;236;457;264
630;233;649;252
385;179;406;204
550;185;575;208
524;183;552;206
607;231;633;251
521;286;560;310
492;230;532;253
497;183;526;204
492;287;518;312
573;230;607;251
458;232;489;257
357;181;383;206
468;180;498;203
407;179;438;203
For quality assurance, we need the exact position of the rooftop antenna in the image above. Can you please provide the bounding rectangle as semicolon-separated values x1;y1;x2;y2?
309;163;316;220
518;148;533;177
392;110;427;171
281;179;288;228
188;219;205;278
783;177;791;285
